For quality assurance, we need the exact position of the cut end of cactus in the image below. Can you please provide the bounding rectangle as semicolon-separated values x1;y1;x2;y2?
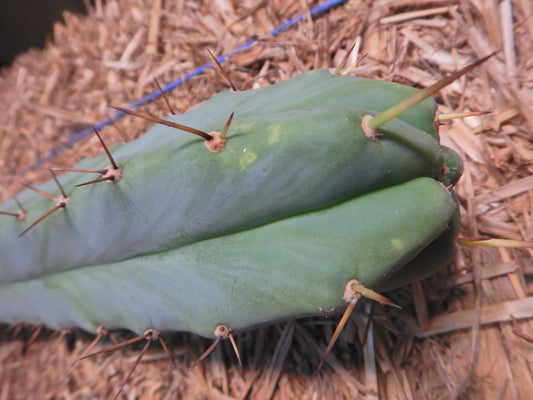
361;114;381;141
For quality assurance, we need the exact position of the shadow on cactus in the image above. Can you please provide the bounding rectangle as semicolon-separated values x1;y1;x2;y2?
0;55;495;375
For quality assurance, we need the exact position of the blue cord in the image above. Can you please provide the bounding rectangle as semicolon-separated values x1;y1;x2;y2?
26;0;348;171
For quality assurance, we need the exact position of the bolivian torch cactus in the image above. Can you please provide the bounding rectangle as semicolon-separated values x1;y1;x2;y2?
0;57;492;362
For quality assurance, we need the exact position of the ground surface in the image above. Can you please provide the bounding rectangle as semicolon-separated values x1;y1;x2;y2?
1;1;533;399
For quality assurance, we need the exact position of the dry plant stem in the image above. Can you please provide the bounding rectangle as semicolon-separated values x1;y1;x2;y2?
360;303;375;347
146;0;162;55
417;297;533;337
458;237;533;248
438;110;492;121
460;155;483;397
379;5;457;24
512;327;533;343
500;0;516;79
460;12;533;135
252;322;294;399
110;105;213;141
362;303;378;400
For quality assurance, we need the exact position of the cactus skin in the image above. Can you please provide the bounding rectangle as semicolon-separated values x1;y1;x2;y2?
0;178;457;337
0;70;461;338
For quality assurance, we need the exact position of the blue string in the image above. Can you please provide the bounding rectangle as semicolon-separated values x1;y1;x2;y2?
26;0;348;171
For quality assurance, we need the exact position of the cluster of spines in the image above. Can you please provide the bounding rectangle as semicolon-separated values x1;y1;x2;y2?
4;110;234;238
0;197;27;222
13;128;120;238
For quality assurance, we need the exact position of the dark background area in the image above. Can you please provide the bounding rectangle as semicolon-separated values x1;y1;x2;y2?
0;0;90;66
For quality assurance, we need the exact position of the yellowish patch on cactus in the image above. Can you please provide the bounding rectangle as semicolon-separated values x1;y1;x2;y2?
390;238;404;250
239;150;257;170
268;125;282;145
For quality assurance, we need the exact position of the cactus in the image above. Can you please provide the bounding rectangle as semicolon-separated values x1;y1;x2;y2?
0;62;477;345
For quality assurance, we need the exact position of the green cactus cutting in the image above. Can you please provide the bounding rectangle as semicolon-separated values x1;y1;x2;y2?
0;59;489;343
